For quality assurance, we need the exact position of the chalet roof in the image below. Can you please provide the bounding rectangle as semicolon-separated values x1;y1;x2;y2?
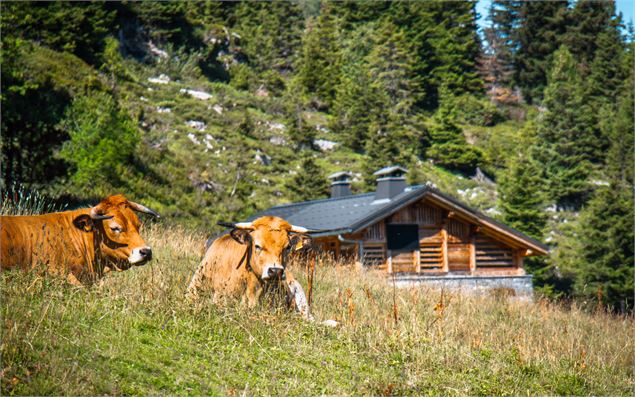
373;165;408;177
327;171;353;180
249;185;549;256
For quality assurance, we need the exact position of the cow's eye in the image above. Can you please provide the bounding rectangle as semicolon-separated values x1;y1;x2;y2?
254;244;262;252
110;226;122;233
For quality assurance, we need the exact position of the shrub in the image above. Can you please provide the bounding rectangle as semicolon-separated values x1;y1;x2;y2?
58;92;139;195
447;94;505;127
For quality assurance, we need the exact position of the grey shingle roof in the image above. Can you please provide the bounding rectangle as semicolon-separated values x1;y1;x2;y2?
249;185;549;254
250;186;426;236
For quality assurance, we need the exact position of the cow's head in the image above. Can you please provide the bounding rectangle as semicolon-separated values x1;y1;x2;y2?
222;216;312;282
73;194;160;270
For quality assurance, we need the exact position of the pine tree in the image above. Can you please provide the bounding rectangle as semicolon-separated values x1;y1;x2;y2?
514;1;568;103
366;21;420;118
426;91;483;174
58;92;139;196
479;1;523;93
562;0;619;71
360;21;423;184
233;2;304;81
427;1;483;97
533;46;598;209
331;58;375;152
296;2;341;109
285;155;329;201
362;122;415;187
574;182;634;313
586;4;626;103
389;1;482;108
497;153;547;240
556;75;635;313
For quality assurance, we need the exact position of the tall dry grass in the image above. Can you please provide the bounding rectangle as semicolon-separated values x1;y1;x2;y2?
1;223;633;396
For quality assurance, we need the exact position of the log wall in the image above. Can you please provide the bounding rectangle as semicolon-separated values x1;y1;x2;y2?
316;198;524;275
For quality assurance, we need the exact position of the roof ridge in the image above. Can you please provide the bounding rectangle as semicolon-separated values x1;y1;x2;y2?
267;191;376;210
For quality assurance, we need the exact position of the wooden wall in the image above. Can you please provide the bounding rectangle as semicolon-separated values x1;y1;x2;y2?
316;198;524;275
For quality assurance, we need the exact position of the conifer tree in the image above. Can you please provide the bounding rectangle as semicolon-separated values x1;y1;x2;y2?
562;0;619;70
480;1;523;91
559;76;634;313
331;59;375;152
285;155;329;202
296;2;341;109
427;1;483;97
497;153;547;240
360;21;423;184
514;1;568;103
587;24;626;102
533;46;598;209
574;182;634;312
426;91;482;174
233;2;303;81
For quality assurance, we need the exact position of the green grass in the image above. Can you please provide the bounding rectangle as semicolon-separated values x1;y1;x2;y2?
2;225;633;396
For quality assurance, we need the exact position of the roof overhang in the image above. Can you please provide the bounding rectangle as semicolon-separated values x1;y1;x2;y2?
344;187;549;256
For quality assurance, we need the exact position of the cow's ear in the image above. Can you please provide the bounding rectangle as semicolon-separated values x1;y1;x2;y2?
290;234;312;251
230;228;251;245
73;214;95;232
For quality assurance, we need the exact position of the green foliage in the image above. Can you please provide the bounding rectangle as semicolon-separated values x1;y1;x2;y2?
58;92;139;196
285;155;329;201
514;1;568;104
296;2;341;109
445;94;505;127
574;182;634;312
533;46;598;209
1;1;116;65
568;75;635;312
233;1;304;86
426;94;483;174
497;154;547;240
2;0;634;314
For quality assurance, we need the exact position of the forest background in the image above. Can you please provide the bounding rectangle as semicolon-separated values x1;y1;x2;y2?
1;0;633;313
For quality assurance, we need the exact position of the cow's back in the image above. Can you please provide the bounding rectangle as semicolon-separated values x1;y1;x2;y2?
188;234;251;298
0;212;94;275
0;216;33;269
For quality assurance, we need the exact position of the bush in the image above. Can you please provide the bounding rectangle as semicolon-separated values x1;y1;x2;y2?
58;92;139;196
447;94;505;127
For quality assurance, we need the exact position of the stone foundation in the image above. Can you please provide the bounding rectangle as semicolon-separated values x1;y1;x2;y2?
390;274;534;300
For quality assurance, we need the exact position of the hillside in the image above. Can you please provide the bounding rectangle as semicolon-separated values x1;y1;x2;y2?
1;1;633;310
2;225;633;396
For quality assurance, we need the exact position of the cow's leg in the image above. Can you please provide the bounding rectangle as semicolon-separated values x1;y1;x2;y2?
245;279;263;309
285;273;313;321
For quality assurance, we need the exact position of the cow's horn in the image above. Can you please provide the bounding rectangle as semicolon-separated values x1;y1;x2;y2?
217;221;253;230
89;207;114;221
128;201;160;218
290;225;309;233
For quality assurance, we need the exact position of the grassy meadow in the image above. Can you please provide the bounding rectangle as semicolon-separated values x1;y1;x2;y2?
1;224;633;396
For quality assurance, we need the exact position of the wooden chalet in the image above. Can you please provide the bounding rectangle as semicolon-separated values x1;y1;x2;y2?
253;166;548;281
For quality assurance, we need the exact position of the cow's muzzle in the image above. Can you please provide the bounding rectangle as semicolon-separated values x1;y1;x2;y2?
129;246;153;265
261;265;285;281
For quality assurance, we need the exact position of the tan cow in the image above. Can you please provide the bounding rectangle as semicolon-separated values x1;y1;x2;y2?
186;216;314;319
0;194;159;285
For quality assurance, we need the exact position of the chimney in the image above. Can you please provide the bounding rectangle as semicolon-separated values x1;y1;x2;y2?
328;171;352;198
373;166;408;201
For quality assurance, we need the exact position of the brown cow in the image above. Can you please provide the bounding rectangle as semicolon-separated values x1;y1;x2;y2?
0;194;159;285
186;216;314;319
